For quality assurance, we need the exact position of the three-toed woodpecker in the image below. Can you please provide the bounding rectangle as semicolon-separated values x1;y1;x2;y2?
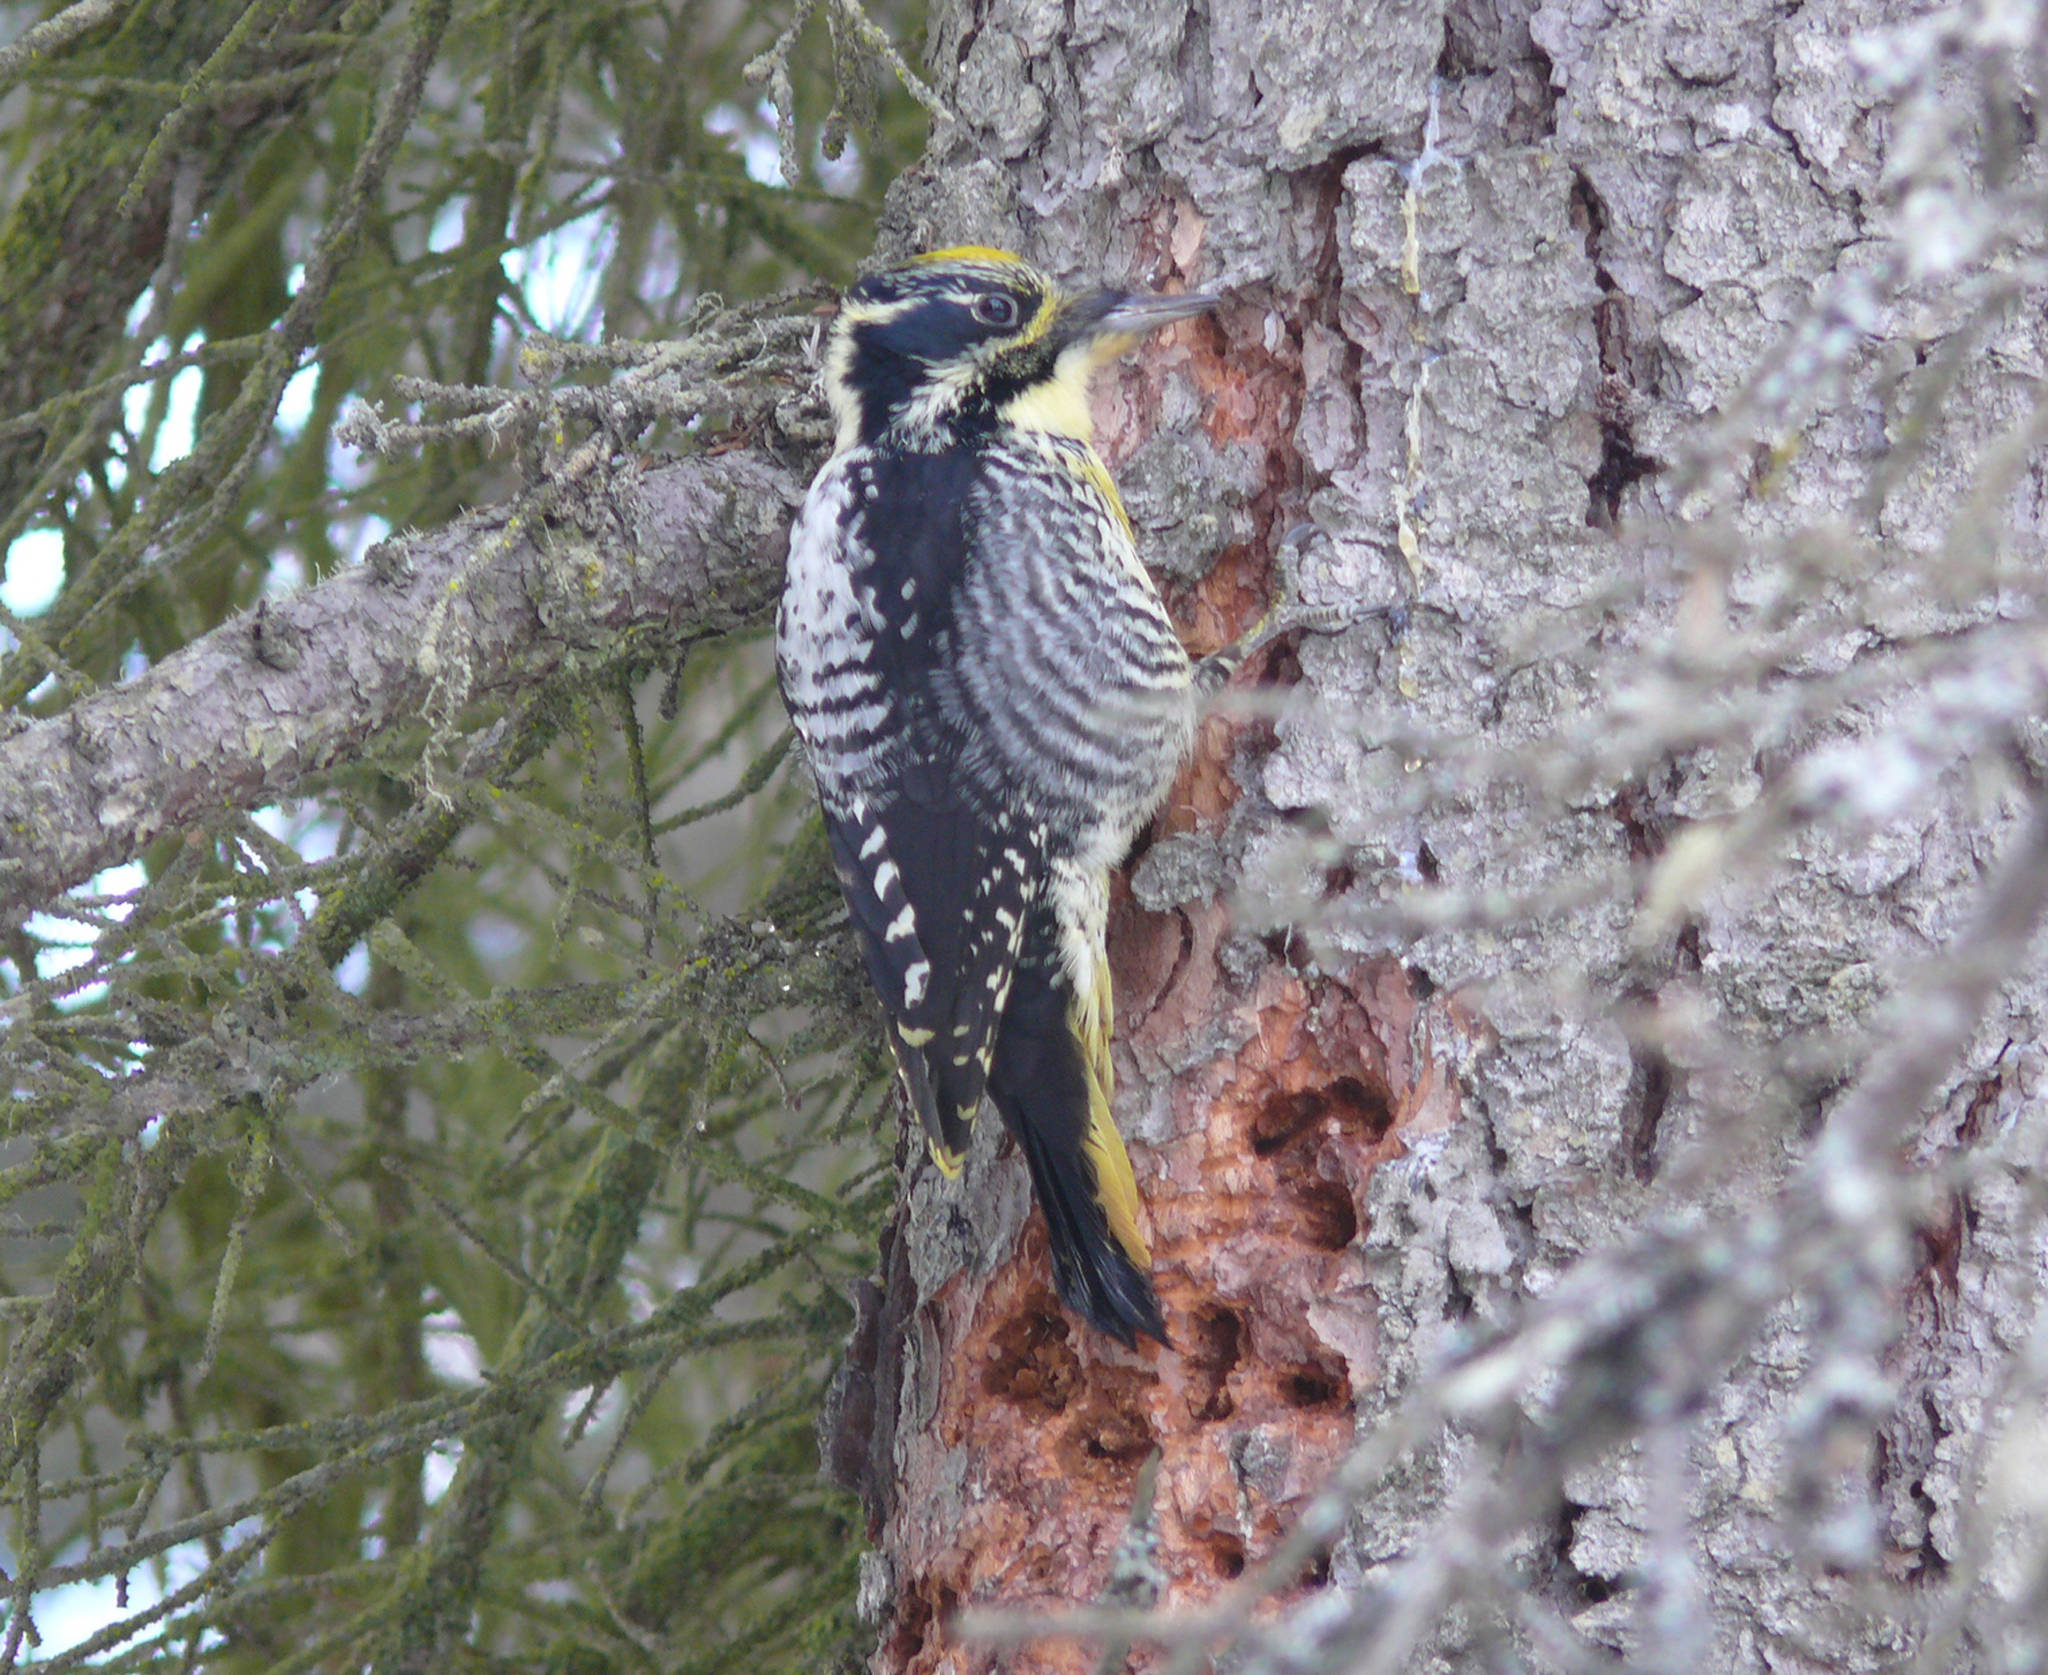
777;248;1214;1346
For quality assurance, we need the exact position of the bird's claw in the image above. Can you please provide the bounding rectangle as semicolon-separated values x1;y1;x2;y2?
1266;522;1353;638
1193;524;1354;694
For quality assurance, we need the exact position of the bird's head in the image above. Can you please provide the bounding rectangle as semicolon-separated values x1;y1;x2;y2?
823;247;1214;453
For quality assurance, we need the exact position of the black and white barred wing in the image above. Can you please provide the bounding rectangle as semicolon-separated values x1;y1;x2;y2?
820;787;1036;1172
779;450;1039;1172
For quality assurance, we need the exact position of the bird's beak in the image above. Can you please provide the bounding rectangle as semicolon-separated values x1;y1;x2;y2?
1090;289;1218;335
1066;287;1217;357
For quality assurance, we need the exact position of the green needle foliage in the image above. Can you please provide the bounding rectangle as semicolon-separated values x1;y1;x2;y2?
0;2;928;1668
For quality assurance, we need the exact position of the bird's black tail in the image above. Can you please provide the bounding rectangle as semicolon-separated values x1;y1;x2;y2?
987;955;1166;1347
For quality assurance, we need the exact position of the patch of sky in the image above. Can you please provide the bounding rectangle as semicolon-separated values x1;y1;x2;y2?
470;910;529;970
145;363;204;473
117;335;205;476
253;802;343;866
704;97;864;195
334;938;371;995
819;137;864;196
250;802;344;929
504;216;612;339
429;196;469;256
5;805;358;1010
0;326;203;618
423;1442;461;1505
1;524;63;617
706;99;785;186
423;1308;485;1386
264;545;308;600
347;514;392;566
562;1382;623;1434
16;1529;229;1662
277;361;320;436
14;860;147;1010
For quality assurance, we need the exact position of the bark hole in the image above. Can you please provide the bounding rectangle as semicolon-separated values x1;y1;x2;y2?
1293;1176;1359;1251
1414;837;1442;884
980;1307;1080;1413
1546;1504;1616;1609
1248;1074;1393;1157
1205;1532;1247;1579
1057;1373;1159;1480
1588;413;1659;529
1277;1360;1349;1410
883;1580;953;1670
1184;1305;1244;1423
1019;1546;1063;1586
1571;168;1662;528
1622;1050;1672;1184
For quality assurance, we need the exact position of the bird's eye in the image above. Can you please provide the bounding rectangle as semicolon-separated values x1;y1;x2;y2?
972;292;1020;327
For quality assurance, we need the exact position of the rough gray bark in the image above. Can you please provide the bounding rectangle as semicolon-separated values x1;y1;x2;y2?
834;2;2048;1672
0;451;798;920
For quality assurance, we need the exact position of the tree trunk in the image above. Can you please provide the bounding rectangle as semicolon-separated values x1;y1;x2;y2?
833;2;2048;1672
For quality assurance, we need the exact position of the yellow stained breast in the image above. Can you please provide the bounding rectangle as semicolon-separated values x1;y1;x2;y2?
999;370;1094;444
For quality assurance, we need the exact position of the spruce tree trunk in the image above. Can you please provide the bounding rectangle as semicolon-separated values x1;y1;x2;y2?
831;2;2048;1671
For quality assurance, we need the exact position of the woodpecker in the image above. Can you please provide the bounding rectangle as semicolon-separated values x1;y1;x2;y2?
777;247;1216;1347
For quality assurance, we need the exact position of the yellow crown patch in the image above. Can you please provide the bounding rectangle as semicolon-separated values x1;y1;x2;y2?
914;245;1024;266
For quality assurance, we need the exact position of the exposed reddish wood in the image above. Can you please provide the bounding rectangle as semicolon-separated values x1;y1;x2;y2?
871;889;1474;1672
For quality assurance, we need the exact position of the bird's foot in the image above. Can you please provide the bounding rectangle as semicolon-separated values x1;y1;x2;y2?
1193;523;1358;694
